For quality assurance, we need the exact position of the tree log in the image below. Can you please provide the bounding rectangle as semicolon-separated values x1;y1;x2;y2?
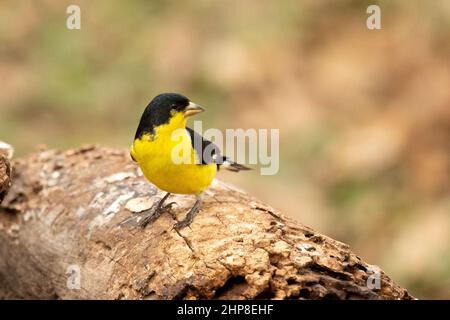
0;142;13;204
0;145;413;299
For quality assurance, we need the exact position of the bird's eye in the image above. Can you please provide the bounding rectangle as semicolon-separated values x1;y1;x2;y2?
171;104;185;112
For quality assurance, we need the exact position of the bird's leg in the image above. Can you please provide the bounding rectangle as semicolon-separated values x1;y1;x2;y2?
174;195;203;230
137;192;175;227
120;192;173;228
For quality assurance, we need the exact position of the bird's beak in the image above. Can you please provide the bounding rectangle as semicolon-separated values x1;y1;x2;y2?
184;102;205;118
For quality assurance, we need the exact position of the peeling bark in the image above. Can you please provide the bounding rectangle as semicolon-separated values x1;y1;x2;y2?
0;146;413;300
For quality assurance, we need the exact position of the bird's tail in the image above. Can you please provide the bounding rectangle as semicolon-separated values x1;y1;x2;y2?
218;157;251;172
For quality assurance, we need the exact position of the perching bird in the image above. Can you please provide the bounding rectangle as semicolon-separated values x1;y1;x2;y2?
120;93;250;229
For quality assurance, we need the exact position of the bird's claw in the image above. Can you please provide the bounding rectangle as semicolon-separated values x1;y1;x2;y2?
173;219;191;230
163;202;177;211
120;199;175;228
173;202;201;230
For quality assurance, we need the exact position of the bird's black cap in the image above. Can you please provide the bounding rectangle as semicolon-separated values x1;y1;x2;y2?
134;93;190;139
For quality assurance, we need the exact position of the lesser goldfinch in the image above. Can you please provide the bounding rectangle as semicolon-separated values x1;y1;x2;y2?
121;93;249;229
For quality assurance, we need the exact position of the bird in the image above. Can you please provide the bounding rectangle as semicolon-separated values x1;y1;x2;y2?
120;93;250;229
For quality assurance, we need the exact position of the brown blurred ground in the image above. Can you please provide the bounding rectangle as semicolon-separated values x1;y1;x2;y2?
0;0;449;298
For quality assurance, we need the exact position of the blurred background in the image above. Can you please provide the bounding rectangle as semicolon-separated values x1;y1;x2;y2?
0;0;449;299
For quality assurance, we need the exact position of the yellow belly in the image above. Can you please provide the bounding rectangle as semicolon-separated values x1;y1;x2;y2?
131;131;217;195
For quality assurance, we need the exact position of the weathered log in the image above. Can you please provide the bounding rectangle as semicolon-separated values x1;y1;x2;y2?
0;142;13;204
0;145;413;299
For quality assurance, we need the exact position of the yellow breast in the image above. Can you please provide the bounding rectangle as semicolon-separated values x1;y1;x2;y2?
131;113;217;195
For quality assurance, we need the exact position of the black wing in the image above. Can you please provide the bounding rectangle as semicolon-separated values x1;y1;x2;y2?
186;127;251;171
186;127;221;165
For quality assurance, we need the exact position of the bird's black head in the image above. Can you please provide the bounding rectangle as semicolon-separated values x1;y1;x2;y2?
134;93;204;139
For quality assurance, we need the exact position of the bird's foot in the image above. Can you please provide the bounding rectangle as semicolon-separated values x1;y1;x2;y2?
173;199;201;230
119;198;175;228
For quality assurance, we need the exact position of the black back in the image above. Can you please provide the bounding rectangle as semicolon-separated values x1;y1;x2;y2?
186;127;223;165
